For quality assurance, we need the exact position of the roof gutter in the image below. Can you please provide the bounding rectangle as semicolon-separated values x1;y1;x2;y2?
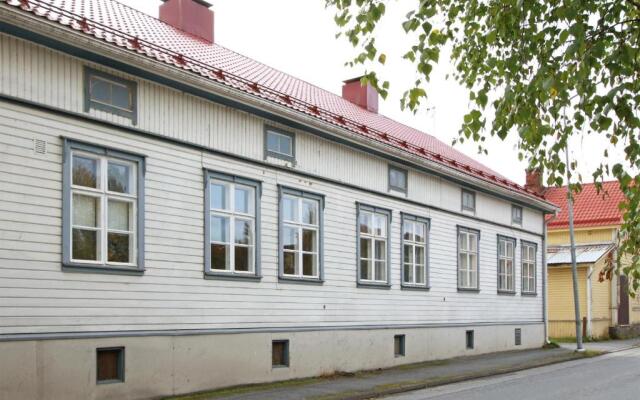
0;4;558;213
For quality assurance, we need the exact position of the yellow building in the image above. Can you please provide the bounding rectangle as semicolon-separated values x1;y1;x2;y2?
542;181;640;339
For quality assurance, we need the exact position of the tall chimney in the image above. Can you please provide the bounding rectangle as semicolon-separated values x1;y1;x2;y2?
341;76;379;113
525;168;545;195
159;0;214;43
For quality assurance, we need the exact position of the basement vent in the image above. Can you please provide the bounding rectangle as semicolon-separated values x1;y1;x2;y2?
272;340;289;368
33;139;47;154
515;328;522;346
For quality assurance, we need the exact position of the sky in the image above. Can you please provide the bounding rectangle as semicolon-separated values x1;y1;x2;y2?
119;0;628;186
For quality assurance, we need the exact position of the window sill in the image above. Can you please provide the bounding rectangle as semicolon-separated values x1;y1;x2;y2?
357;282;391;290
278;276;324;285
204;271;262;281
457;287;480;293
401;284;430;291
62;263;144;276
521;292;538;297
97;379;124;385
497;290;517;296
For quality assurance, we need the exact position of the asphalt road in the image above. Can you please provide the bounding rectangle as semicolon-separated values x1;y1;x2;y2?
385;347;640;400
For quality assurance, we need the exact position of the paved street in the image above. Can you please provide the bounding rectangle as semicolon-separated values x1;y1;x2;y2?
385;347;640;400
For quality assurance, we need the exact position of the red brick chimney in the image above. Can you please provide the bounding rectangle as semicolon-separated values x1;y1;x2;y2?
525;168;545;195
342;77;379;114
160;0;214;43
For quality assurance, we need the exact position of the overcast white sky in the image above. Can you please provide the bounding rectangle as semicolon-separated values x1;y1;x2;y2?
121;0;627;186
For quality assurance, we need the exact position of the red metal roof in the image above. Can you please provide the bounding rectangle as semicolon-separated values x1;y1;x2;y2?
545;181;625;229
5;0;545;200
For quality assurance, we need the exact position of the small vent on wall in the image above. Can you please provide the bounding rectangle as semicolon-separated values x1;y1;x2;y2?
515;328;522;346
33;139;47;155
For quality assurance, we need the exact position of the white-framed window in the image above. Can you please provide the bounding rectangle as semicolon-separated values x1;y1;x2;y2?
458;227;479;290
512;205;523;225
206;173;259;275
265;127;295;161
497;236;516;293
63;140;144;273
521;241;537;294
358;204;390;285
389;166;408;193
461;189;476;212
402;215;429;287
280;188;323;280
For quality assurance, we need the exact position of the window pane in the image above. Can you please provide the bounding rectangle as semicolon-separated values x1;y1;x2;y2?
283;251;297;275
507;242;514;258
375;261;386;281
360;238;371;259
415;246;425;265
72;155;98;188
279;135;292;155
415;264;425;284
459;232;468;251
360;259;371;280
211;243;229;270
302;229;317;252
283;226;299;251
282;196;298;222
301;199;318;225
210;182;227;210
359;211;372;234
403;245;413;264
374;240;386;261
390;168;406;190
469;234;477;252
469;254;478;271
415;222;425;243
90;77;111;103
404;263;413;283
403;221;414;241
72;229;98;261
73;194;98;227
210;215;229;243
107;162;131;194
234;246;251;272
234;219;252;245
234;186;254;214
266;132;279;153
111;82;131;110
108;200;130;231
108;232;130;263
459;253;468;270
374;214;387;237
302;253;316;277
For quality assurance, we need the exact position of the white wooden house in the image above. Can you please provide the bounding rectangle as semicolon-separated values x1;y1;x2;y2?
0;0;557;398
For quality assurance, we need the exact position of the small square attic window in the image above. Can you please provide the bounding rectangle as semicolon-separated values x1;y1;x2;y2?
389;166;408;193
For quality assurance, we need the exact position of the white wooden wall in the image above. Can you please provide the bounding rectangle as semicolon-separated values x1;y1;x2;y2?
0;33;544;335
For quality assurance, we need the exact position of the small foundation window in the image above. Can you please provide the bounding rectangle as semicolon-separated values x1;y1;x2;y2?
394;335;406;357
515;328;522;346
466;330;474;350
272;340;289;368
97;347;124;384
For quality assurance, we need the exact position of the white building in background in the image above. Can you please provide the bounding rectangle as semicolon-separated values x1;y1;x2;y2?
0;0;557;398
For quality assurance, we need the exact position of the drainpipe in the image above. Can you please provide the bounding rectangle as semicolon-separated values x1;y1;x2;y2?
543;219;549;343
586;265;593;338
611;229;619;328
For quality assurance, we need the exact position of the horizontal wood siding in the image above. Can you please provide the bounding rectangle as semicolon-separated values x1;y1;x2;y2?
0;102;543;334
0;32;544;233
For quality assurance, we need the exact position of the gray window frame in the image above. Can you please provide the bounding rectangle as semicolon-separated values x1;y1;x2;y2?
96;347;125;384
400;213;430;290
204;170;262;280
278;186;324;283
62;138;145;275
456;226;480;292
461;189;476;212
512;205;523;225
356;203;392;288
520;240;538;296
264;126;296;162
496;235;517;295
84;67;137;124
388;165;408;193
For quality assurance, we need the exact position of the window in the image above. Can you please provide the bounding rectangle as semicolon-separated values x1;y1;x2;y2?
97;347;124;384
272;340;289;367
84;67;137;123
515;328;522;346
389;166;408;193
279;187;323;281
497;236;516;293
457;227;479;290
357;204;391;286
461;189;476;212
62;140;144;273
401;215;429;288
466;330;474;349
205;172;260;278
512;205;523;225
265;127;295;161
394;335;405;357
521;241;537;294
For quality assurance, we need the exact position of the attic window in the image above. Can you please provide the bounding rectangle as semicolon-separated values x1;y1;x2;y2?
461;189;476;212
265;127;295;162
512;205;523;225
389;166;408;193
84;67;137;124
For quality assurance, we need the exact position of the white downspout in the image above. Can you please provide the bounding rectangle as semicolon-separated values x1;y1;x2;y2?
587;265;593;338
611;229;619;328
